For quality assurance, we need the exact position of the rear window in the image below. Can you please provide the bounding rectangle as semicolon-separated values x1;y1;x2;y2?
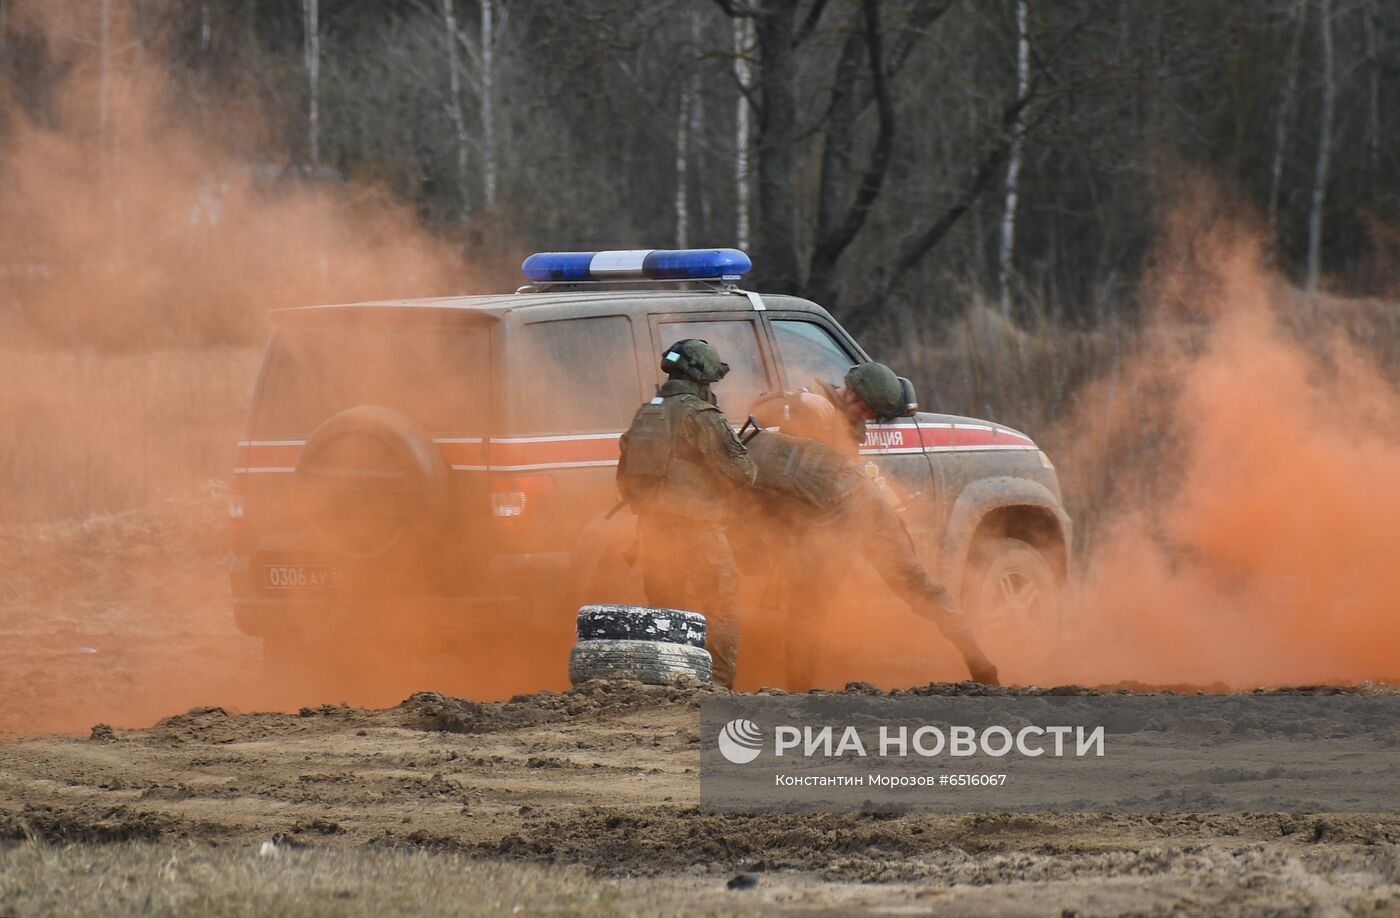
252;327;489;437
514;316;640;433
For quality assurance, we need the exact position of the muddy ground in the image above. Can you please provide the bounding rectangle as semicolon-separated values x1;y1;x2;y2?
3;682;1400;915
3;499;1400;914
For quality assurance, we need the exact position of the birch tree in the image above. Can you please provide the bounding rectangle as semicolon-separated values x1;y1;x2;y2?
1267;0;1307;236
480;0;497;210
99;0;111;158
441;0;471;220
1364;0;1380;190
732;15;753;251
675;78;691;247
1306;0;1334;294
998;0;1030;318
302;0;320;172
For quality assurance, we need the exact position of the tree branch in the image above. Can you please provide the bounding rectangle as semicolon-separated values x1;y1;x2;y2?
709;0;761;18
806;0;896;300
845;91;1052;333
792;0;831;46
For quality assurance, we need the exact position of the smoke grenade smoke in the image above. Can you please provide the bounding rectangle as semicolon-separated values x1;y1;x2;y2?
1049;197;1400;688
0;1;495;731
1;7;1395;733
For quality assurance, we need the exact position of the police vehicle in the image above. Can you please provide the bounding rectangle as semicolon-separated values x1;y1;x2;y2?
230;249;1071;695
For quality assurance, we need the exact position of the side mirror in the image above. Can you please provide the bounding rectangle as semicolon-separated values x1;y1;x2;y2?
897;377;918;417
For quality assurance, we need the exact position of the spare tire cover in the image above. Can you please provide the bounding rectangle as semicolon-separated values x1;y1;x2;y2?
296;405;449;558
576;604;707;648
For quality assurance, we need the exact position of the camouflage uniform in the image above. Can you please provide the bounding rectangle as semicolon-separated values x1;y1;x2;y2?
618;371;756;688
746;367;998;689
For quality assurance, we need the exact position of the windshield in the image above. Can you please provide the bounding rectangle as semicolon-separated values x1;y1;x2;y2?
252;326;489;438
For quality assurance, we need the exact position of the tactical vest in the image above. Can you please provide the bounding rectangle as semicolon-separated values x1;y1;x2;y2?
617;395;683;505
745;430;866;511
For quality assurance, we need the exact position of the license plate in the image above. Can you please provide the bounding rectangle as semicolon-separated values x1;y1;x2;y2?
263;565;347;590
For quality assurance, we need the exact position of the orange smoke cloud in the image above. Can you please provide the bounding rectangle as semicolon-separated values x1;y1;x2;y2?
0;2;513;731
0;1;480;349
1053;203;1400;688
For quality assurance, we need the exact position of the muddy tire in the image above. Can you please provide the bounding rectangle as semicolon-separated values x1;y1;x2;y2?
576;604;707;649
568;639;712;686
962;536;1062;658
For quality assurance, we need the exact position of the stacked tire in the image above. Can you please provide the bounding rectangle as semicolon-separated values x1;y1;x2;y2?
569;604;712;685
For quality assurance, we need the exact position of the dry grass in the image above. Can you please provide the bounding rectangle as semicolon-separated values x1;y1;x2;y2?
0;841;665;917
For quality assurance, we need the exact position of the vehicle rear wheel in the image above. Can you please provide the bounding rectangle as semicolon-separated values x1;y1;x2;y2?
568;639;712;686
576;604;708;648
961;536;1062;671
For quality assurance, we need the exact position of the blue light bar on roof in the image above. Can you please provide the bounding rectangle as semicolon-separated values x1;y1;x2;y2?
521;248;751;284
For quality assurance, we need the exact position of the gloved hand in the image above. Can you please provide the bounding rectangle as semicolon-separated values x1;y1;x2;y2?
966;655;1000;686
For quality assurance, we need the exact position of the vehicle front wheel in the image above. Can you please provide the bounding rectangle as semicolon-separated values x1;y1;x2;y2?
961;536;1062;676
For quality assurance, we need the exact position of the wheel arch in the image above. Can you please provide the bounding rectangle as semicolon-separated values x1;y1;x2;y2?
941;477;1073;597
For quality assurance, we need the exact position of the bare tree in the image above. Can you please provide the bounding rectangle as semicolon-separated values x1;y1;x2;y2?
481;0;497;209
1306;0;1334;294
675;74;691;246
99;0;111;157
1267;0;1308;236
441;0;472;220
1364;0;1380;190
689;10;708;236
998;0;1031;318
303;0;321;172
732;15;754;251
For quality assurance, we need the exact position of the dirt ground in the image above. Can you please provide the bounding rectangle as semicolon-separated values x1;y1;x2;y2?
3;499;1400;915
2;682;1400;916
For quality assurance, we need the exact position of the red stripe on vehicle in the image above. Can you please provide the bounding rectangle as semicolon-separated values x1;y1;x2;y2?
234;424;1034;474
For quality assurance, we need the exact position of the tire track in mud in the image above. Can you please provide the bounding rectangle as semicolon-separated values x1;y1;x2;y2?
4;680;1400;895
1;682;1399;918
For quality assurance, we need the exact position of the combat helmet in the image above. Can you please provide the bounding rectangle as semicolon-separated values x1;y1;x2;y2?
661;339;730;384
844;362;916;419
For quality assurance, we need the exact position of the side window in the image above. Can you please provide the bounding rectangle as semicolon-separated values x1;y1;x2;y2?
657;319;770;422
518;316;640;433
771;320;858;389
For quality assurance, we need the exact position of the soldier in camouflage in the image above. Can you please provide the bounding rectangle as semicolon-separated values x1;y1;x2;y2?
747;362;1000;689
616;339;756;688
